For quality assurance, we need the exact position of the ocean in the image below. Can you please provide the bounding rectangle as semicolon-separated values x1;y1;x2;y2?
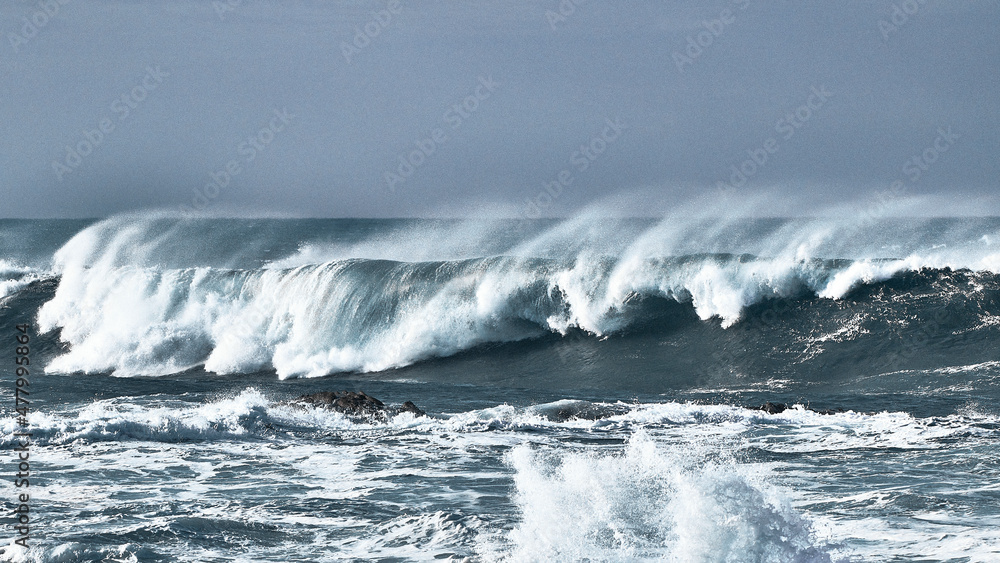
2;214;999;562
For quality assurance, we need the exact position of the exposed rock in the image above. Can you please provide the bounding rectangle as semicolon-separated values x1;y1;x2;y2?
292;391;425;420
531;400;623;422
754;402;847;415
757;402;788;414
399;401;426;416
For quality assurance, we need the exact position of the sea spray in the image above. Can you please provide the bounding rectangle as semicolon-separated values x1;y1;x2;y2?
493;430;837;562
28;212;1000;378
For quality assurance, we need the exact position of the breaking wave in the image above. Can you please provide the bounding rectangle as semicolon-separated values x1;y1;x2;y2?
9;213;1000;378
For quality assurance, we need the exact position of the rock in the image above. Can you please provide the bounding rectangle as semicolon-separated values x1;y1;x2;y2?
810;407;846;415
550;405;607;422
399;401;426;417
531;400;621;422
754;402;848;415
295;391;384;416
292;391;425;420
757;402;788;414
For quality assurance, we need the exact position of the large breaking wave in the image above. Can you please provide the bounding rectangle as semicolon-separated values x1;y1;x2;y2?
6;211;1000;378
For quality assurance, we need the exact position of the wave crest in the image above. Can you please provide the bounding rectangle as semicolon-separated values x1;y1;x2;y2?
31;215;1000;378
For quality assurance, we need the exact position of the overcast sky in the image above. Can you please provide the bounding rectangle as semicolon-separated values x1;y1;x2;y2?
1;0;997;218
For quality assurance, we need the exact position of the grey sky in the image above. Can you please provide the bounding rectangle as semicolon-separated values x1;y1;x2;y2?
1;0;997;218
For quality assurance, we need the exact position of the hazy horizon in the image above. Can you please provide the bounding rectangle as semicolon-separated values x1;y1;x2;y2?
2;1;997;219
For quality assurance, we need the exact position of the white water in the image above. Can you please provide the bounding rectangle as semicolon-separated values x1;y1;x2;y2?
494;431;836;562
4;392;999;562
0;260;47;301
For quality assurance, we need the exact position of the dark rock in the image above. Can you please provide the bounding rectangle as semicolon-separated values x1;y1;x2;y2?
754;402;848;415
757;402;788;414
532;400;621;422
291;391;425;420
551;405;606;422
399;401;426;417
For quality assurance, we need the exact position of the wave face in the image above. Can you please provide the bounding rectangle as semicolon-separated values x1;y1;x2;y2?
7;214;1000;378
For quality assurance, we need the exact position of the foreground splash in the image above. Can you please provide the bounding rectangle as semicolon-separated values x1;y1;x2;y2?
3;388;998;561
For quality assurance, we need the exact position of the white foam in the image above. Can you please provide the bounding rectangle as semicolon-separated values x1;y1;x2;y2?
484;430;839;562
0;388;274;445
0;260;47;301
5;395;1000;562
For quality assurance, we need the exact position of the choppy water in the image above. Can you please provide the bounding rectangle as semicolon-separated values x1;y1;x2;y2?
2;214;1000;561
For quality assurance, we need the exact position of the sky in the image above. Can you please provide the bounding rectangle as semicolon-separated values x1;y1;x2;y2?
1;0;997;218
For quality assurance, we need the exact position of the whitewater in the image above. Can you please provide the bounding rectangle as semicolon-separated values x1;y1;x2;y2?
2;210;1000;561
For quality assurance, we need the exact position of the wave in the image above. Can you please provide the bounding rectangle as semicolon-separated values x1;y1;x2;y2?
11;214;1000;378
5;387;998;562
0;542;163;563
490;430;842;562
6;391;996;563
6;389;995;449
0;260;49;301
